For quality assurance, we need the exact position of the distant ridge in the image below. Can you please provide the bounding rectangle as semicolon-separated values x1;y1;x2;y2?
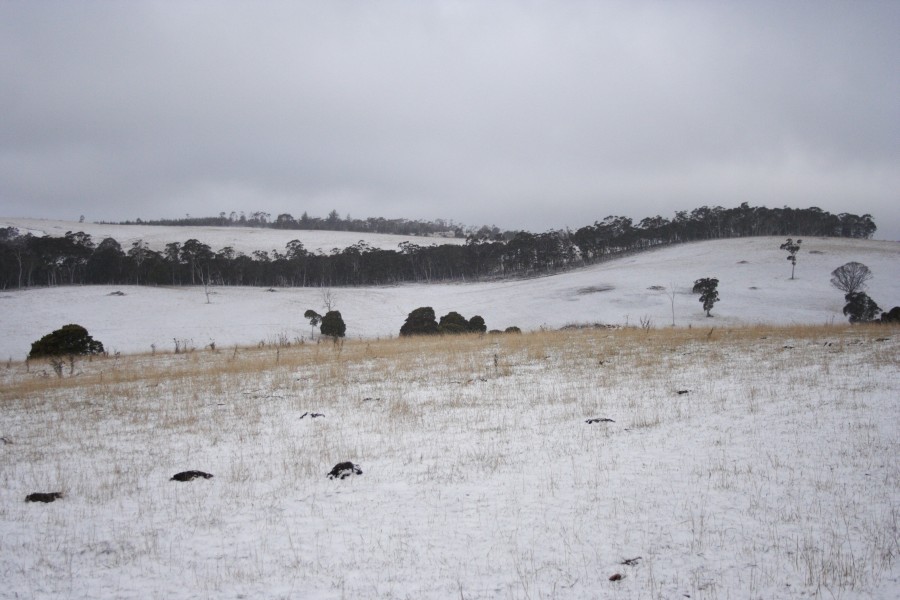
0;204;876;289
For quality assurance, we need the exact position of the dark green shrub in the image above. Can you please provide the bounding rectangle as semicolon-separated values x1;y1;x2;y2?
29;324;104;359
881;306;900;323
320;310;346;338
439;311;469;334
400;307;440;336
504;326;522;334
843;292;880;323
468;315;487;333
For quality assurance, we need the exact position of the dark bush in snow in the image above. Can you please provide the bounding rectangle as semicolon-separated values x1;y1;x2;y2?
320;310;346;338
843;292;881;323
439;311;469;334
468;315;487;333
879;306;900;324
400;307;440;336
29;324;104;359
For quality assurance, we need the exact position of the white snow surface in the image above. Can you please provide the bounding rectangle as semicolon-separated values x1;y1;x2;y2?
1;235;898;360
1;234;899;599
0;217;466;255
1;325;898;599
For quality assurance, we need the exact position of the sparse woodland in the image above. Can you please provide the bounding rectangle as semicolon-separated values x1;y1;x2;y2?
0;204;876;289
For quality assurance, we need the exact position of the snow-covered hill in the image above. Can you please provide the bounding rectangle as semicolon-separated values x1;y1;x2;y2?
0;217;466;255
2;236;897;359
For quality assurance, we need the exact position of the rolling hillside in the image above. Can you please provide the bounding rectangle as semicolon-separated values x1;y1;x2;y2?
0;217;466;256
2;235;897;360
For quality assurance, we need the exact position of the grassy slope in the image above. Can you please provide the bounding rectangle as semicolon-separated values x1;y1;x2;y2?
1;325;898;599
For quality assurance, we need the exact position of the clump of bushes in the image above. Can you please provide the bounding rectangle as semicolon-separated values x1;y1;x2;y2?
400;308;488;336
400;307;440;336
881;307;900;324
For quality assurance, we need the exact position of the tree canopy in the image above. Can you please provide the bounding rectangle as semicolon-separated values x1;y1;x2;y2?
830;262;873;295
29;324;105;359
694;278;720;317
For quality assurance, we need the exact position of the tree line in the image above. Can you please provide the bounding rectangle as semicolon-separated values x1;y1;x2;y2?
107;210;495;239
0;204;876;290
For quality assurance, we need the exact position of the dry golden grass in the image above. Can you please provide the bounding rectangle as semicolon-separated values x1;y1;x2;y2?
3;323;895;407
1;322;897;598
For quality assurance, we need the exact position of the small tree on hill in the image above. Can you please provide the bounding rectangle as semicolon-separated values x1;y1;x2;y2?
694;278;719;317
29;324;104;359
843;292;880;323
780;238;802;279
29;324;105;376
400;307;439;336
319;310;346;339
830;262;872;295
304;309;322;337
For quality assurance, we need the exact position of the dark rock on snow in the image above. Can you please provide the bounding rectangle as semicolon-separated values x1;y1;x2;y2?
586;418;615;424
328;461;362;480
171;470;214;482
26;492;63;503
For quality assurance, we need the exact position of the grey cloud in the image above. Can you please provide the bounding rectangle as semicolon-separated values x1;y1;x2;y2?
1;1;898;238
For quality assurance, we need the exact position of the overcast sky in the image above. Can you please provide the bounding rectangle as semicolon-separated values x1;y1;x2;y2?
2;1;898;239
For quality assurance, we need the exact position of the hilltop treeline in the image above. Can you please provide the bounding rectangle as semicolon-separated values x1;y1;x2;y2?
108;210;492;239
0;204;876;289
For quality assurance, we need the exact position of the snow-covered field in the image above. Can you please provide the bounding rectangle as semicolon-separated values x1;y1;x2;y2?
2;235;899;598
0;217;466;255
1;326;898;599
1;236;897;360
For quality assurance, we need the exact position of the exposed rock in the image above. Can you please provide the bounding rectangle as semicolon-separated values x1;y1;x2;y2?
328;461;362;480
586;418;615;424
26;492;62;503
171;470;214;482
